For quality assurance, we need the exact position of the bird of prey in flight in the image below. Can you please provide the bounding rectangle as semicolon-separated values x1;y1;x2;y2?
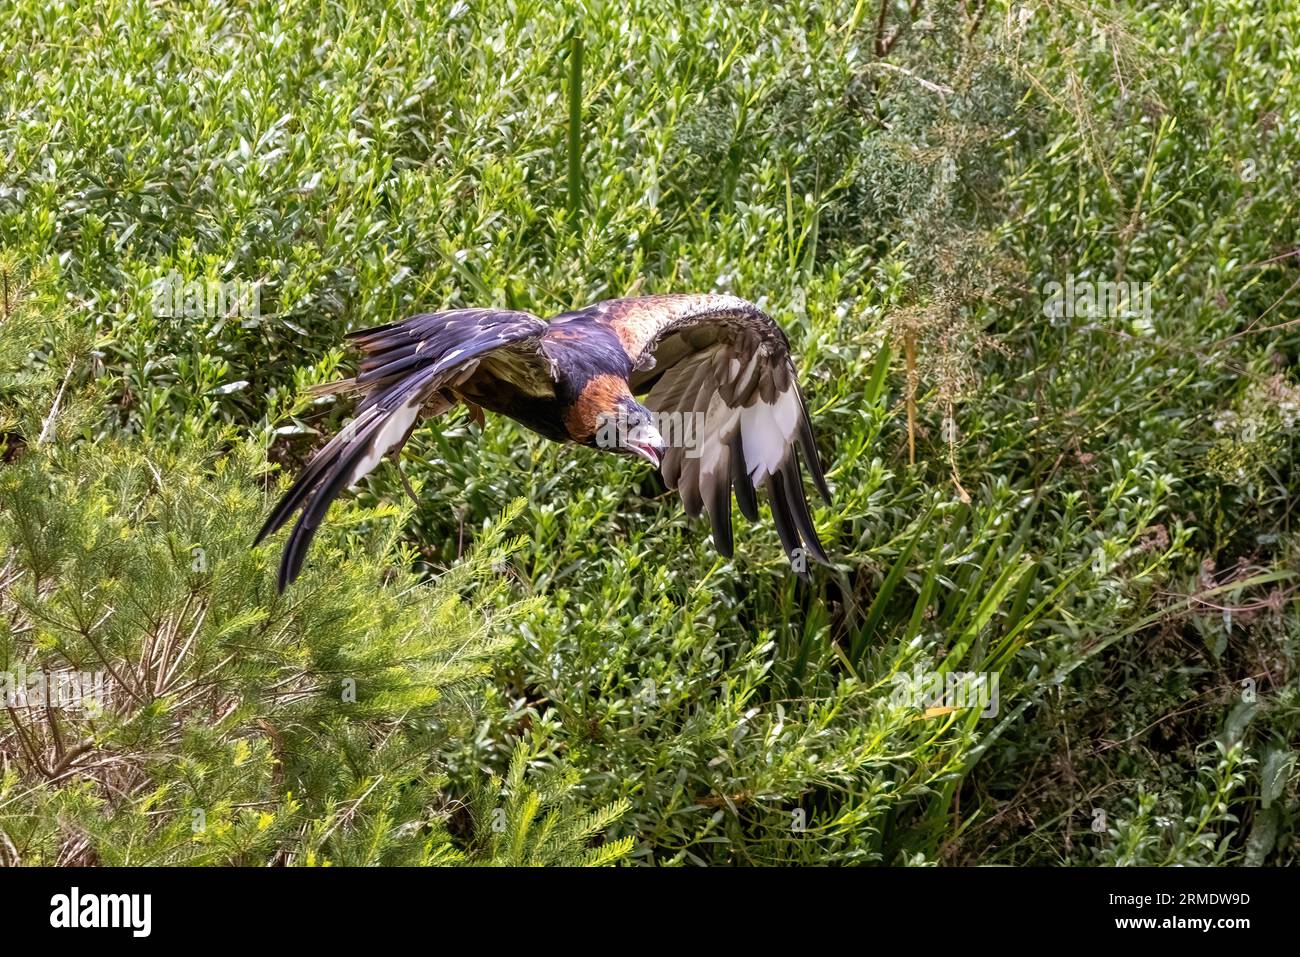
255;293;831;591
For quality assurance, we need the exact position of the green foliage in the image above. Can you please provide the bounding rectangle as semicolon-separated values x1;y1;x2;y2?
464;740;634;867
1;0;1298;866
0;367;614;863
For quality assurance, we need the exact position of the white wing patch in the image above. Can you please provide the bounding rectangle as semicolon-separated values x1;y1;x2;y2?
740;386;798;483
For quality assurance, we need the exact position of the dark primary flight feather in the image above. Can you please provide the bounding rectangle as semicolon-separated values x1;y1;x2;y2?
256;294;831;590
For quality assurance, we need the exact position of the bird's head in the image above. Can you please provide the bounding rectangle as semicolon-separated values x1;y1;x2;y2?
594;397;666;469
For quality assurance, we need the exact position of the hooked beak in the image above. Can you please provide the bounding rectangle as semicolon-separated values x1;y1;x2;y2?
626;424;666;469
629;440;664;468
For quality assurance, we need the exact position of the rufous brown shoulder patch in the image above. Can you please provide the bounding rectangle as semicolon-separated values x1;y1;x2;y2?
564;373;632;441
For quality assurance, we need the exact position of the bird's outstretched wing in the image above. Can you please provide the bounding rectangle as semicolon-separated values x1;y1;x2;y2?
255;309;548;591
570;293;831;569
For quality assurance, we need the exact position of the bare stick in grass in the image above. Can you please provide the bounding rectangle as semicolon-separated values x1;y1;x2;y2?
905;332;917;465
567;31;584;220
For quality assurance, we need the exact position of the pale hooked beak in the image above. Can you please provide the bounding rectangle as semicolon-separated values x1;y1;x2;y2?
626;423;666;469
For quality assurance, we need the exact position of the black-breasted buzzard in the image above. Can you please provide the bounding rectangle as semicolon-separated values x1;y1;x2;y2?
255;294;831;590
